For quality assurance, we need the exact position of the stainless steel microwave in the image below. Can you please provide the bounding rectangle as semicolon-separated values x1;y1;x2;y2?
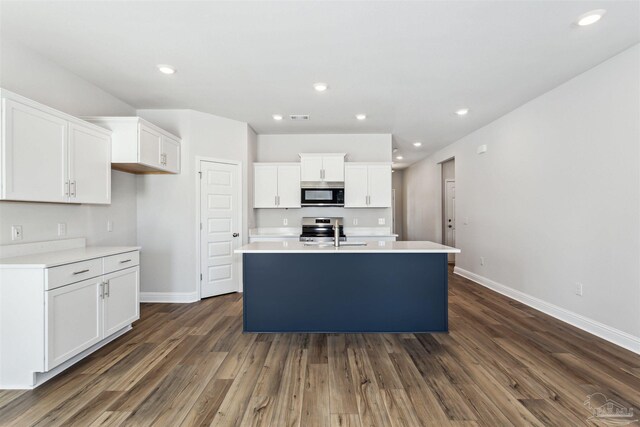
301;187;345;207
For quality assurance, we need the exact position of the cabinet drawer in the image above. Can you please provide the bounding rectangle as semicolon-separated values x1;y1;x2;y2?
103;251;139;274
46;258;103;291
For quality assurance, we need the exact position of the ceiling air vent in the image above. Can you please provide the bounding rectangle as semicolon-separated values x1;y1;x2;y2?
289;114;310;121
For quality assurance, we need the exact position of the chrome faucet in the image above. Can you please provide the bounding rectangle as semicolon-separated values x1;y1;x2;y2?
333;219;340;247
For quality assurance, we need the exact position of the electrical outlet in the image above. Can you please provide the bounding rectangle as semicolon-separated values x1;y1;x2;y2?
378;218;385;225
11;225;23;241
107;220;113;232
57;223;67;236
575;283;583;296
480;256;485;266
283;218;288;226
353;218;359;226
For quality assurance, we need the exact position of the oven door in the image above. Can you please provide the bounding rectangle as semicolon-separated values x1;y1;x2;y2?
301;188;344;206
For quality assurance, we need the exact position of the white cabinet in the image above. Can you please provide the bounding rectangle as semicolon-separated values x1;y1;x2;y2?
102;267;139;337
46;278;102;370
0;247;140;389
254;163;301;208
83;117;181;174
0;89;111;204
345;163;392;208
68;123;111;204
299;153;345;183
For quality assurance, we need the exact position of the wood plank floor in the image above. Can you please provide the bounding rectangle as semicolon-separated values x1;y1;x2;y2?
1;267;639;426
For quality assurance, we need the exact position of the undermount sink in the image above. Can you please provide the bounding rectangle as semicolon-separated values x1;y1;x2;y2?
303;242;368;247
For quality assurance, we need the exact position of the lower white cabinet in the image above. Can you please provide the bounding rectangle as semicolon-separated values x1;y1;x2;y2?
46;278;102;370
0;248;140;389
103;267;139;337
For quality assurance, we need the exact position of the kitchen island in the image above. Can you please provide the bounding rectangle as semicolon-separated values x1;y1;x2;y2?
235;241;460;333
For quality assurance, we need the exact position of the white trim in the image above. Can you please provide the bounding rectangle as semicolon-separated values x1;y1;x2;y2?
195;157;243;300
140;291;199;303
453;267;640;354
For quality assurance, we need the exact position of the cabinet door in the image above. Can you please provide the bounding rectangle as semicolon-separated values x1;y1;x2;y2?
277;165;301;208
138;123;162;168
2;98;68;202
46;278;102;370
254;164;278;208
367;165;392;207
103;267;139;337
68;123;111;204
160;136;180;173
300;156;323;182
344;164;369;207
322;155;345;182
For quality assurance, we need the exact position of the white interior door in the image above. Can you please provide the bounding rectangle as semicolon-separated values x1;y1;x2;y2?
445;179;456;263
200;160;241;298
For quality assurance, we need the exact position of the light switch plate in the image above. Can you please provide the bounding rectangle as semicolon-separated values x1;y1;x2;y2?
283;218;288;226
353;218;359;225
107;220;113;232
57;223;67;236
378;218;385;225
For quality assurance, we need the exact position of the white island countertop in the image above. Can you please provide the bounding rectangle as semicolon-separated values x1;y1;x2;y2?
235;241;459;254
0;246;141;269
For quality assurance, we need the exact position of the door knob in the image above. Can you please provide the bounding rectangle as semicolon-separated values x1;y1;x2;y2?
233;233;240;237
448;225;452;228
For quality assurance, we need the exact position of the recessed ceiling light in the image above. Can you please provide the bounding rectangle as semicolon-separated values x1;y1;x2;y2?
313;82;328;92
272;114;283;121
455;108;469;116
413;142;422;147
157;64;176;75
355;114;367;120
575;9;606;26
396;155;404;160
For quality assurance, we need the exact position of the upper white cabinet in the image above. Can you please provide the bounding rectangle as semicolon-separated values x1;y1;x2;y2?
345;163;392;208
254;163;301;208
299;153;345;183
83;117;181;174
0;89;111;204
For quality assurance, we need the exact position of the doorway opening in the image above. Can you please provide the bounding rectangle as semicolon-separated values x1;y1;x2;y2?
441;158;455;264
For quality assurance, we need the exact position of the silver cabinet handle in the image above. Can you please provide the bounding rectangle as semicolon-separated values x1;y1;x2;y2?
73;269;90;275
274;195;278;206
119;259;132;264
105;281;110;297
70;181;77;197
100;282;104;299
277;195;280;205
65;181;70;197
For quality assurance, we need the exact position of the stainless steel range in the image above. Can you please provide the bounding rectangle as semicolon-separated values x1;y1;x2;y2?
299;217;346;243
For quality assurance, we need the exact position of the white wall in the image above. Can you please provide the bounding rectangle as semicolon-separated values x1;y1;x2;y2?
255;134;393;228
404;45;640;344
0;39;138;246
136;109;250;296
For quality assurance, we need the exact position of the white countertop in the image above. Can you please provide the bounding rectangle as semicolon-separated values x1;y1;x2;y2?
0;246;141;269
235;241;459;254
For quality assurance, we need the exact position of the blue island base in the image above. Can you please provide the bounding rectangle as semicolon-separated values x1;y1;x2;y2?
242;252;448;333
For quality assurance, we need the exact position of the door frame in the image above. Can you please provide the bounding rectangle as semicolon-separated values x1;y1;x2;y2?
195;157;243;300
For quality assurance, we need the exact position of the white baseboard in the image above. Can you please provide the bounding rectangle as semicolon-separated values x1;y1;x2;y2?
140;291;199;303
453;267;640;355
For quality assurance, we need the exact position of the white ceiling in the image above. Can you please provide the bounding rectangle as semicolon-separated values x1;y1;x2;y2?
1;1;638;168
